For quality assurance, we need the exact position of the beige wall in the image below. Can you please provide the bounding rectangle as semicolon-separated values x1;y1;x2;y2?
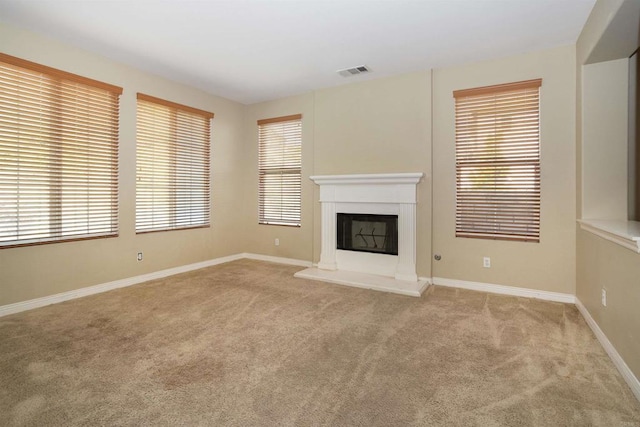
576;0;640;381
582;58;629;219
0;23;246;306
432;45;577;294
577;229;640;377
237;72;433;276
312;72;433;277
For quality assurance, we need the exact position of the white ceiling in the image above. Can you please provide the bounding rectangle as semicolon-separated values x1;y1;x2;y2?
0;0;595;105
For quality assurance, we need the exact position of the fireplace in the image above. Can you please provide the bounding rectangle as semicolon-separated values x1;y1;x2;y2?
337;213;398;255
294;173;428;297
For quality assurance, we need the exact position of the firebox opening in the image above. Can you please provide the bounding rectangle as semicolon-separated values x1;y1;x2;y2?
336;213;398;256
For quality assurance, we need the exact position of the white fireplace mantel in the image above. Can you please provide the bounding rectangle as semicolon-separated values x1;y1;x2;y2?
312;173;423;206
294;173;428;297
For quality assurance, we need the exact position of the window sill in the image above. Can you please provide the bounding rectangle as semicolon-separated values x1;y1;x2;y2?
578;219;640;253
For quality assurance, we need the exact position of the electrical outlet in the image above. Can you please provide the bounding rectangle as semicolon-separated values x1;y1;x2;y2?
483;257;491;268
137;252;143;262
601;288;607;307
275;238;280;246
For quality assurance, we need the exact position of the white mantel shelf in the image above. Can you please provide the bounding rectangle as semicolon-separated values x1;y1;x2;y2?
309;173;424;186
578;219;640;253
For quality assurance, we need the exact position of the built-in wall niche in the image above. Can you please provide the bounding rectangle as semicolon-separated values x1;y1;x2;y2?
337;213;398;255
579;55;640;253
581;58;629;220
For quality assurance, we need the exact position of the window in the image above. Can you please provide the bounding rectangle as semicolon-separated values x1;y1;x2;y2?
454;79;542;242
136;94;213;233
258;114;302;227
0;53;121;248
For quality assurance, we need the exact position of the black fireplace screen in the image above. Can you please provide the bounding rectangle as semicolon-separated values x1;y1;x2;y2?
337;213;398;255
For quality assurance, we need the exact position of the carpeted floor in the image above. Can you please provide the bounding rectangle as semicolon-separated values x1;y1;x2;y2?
1;259;639;426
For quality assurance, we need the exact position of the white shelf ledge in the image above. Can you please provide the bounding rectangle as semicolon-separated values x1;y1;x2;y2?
578;219;640;253
309;173;424;186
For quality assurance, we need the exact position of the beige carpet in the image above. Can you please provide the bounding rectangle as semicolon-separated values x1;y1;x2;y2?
1;259;639;426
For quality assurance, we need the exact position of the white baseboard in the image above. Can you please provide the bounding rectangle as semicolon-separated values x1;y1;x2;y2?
431;277;576;304
0;253;313;317
0;253;250;318
242;253;313;267
575;298;640;402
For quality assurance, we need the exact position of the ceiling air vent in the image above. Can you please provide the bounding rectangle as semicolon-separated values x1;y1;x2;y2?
337;65;371;77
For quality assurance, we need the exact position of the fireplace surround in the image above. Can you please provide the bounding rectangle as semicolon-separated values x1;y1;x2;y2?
294;173;428;297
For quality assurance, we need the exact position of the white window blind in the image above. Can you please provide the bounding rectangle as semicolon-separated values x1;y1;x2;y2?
258;114;302;227
136;93;213;233
0;53;122;248
454;79;542;242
